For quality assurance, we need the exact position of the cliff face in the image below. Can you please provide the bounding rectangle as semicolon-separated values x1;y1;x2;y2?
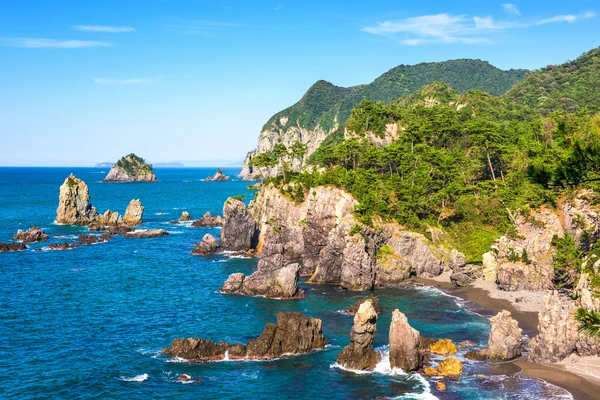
103;154;158;182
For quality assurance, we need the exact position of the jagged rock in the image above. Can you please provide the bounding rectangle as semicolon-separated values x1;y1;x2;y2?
340;230;377;291
191;212;223;227
465;310;522;361
205;169;231;182
13;227;48;243
162;312;326;361
430;339;457;355
336;300;380;371
46;242;76;251
76;234;99;245
220;273;245;293
562;190;600;250
246;312;327;358
389;309;422;372
425;358;463;377
497;262;553;291
345;296;383;315
99;232;112;242
451;264;483;287
123;200;144;226
192;234;218;255
125;229;169;239
96;209;123;226
87;223;105;232
179;211;191;221
103;154;158;182
0;242;27;252
220;198;257;251
107;225;134;235
56;174;99;224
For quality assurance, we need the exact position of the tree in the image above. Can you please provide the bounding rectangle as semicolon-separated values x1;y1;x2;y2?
290;140;308;171
249;152;277;178
273;143;290;180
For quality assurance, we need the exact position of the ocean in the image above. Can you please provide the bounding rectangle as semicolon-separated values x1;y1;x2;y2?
0;167;573;399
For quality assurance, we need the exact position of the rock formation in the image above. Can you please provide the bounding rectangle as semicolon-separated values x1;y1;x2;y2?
389;309;422;372
430;339;457;355
123;200;144;226
107;226;134;235
56;174;99;224
221;228;303;299
220;197;257;251
205;169;231;182
424;358;463;377
220;273;245;293
0;242;27;252
103;154;158;182
162;312;327;361
465;310;522;361
345;296;382;315
125;229;169;239
191;212;223;227
336;300;381;371
45;242;76;251
13;227;48;243
179;211;192;221
192;234;218;255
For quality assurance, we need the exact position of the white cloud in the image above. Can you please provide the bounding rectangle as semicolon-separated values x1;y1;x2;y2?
73;25;135;33
502;4;521;16
363;10;596;45
93;77;159;85
165;20;241;37
0;38;111;48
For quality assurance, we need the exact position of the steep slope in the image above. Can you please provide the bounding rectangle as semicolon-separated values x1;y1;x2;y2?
506;47;600;115
241;59;528;179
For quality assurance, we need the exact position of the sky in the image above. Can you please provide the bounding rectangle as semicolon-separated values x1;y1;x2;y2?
0;0;598;166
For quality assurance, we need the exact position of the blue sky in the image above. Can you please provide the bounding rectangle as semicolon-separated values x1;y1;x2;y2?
0;0;598;166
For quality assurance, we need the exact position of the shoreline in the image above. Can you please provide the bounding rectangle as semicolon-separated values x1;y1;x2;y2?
414;275;600;400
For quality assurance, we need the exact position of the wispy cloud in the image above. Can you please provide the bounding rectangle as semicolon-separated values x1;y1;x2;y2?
0;37;111;48
362;10;596;45
502;4;521;16
73;25;135;33
93;77;161;85
165;19;241;37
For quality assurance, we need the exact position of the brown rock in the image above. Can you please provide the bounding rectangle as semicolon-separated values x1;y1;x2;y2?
56;174;99;224
345;296;383;315
125;229;169;238
191;212;223;227
192;234;219;255
335;300;381;371
107;225;134;235
123;199;144;226
220;273;245;293
205;169;231;182
179;211;192;221
436;358;463;377
389;309;422;372
13;227;49;243
46;242;76;251
0;242;27;252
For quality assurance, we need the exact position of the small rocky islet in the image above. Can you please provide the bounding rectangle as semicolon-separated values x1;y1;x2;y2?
103;153;158;183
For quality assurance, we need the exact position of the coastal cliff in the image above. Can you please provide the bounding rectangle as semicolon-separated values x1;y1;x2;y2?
103;154;158;182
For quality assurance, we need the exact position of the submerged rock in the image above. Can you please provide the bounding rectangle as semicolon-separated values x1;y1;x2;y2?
389;309;422;372
336;300;380;371
123;200;144;226
465;310;522;361
205;169;231;182
192;234;219;255
13;227;49;243
103;154;158;182
162;312;326;361
0;242;27;252
125;229;169;239
220;197;257;251
345;296;383;315
191;212;223;227
179;211;192;221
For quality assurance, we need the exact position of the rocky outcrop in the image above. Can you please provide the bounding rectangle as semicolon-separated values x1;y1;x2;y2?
0;242;27;252
45;242;76;251
424;358;463;377
13;227;48;243
483;210;563;290
465;310;522;361
205;169;231;182
220;273;245;293
56;174;99;224
162;312;327;361
107;226;134;235
430;339;457;355
192;234;218;255
450;264;483;287
179;211;191;221
336;300;380;371
220;198;257;251
191;212;223;227
345;296;382;315
221;228;303;299
125;229;169;239
103;154;158;182
561;190;600;250
123;200;144;226
389;309;422;372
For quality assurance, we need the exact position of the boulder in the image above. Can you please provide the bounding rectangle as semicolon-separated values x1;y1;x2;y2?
56;174;99;224
220;273;245;293
426;358;463;377
220;198;257;251
162;338;241;361
336;300;381;371
123;200;144;226
191;212;223;227
345;296;383;315
76;234;99;245
192;234;219;255
13;227;49;243
103;154;158;182
430;339;457;355
107;225;134;235
0;242;27;252
465;310;522;361
179;211;192;221
205;169;231;182
450;264;483;287
45;242;76;251
389;309;422;372
435;381;447;391
125;229;169;239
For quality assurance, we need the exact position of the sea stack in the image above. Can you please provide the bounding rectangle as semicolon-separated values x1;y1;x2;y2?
389;309;422;372
56;174;99;224
466;310;523;361
336;299;381;371
103;154;158;182
205;169;231;182
123;200;144;226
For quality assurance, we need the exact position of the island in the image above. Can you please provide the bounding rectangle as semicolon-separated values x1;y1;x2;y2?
103;154;158;182
204;168;231;182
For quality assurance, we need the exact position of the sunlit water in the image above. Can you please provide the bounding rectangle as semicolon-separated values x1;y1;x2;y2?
0;167;572;399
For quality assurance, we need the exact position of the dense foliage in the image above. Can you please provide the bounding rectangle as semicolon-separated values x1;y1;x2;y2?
507;47;600;115
115;153;154;175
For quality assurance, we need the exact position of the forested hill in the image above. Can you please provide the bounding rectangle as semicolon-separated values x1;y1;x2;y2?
506;46;600;115
262;59;528;135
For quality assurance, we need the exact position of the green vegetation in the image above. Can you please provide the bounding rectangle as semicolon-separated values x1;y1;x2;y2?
576;308;600;338
115;153;154;175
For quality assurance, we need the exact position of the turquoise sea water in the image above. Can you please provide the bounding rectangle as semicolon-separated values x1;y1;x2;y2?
0;167;573;399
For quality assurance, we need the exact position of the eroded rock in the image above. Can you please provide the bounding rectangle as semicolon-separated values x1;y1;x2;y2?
191;212;223;227
0;242;27;252
345;296;382;315
465;310;522;361
125;229;169;239
335;300;380;371
192;234;218;255
123;200;144;226
389;309;422;372
220;198;257;251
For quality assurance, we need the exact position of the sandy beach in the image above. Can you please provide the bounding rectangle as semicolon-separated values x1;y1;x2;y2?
415;274;600;400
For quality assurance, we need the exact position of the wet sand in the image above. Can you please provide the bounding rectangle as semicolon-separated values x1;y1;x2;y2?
414;275;600;399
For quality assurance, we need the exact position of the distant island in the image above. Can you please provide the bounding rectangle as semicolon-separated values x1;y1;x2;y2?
103;154;158;183
95;162;115;168
95;161;184;168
